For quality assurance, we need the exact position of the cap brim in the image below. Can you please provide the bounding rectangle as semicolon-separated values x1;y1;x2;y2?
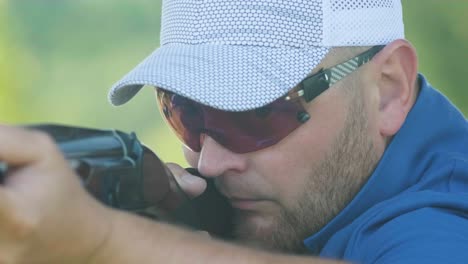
109;44;329;111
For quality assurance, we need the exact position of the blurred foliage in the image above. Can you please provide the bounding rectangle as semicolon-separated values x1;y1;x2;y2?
0;0;467;165
0;0;187;165
0;0;21;121
403;0;468;113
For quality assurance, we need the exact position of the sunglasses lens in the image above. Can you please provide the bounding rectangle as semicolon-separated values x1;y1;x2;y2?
158;90;203;152
212;99;305;153
157;89;306;153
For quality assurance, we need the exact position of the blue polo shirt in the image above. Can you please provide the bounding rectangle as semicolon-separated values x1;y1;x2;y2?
303;75;468;263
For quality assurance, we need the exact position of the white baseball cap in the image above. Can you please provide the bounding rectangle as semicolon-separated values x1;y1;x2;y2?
109;0;404;111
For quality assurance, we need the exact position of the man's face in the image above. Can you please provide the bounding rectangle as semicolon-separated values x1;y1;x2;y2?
183;67;381;253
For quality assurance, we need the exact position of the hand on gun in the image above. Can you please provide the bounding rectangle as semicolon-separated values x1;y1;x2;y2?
0;124;231;263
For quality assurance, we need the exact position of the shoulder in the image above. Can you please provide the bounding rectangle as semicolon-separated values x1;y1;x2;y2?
343;193;468;264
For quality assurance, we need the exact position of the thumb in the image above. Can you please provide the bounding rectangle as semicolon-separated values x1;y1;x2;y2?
166;163;206;198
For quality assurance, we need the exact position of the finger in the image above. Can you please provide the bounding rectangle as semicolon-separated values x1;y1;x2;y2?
0;188;13;219
166;162;206;198
0;188;32;241
0;125;60;166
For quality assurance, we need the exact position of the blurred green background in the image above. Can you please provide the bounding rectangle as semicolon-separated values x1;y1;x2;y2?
1;0;467;165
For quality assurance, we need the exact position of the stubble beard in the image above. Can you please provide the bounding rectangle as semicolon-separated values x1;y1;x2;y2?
233;92;380;254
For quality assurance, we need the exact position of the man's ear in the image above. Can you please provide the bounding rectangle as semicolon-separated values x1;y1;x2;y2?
372;39;418;137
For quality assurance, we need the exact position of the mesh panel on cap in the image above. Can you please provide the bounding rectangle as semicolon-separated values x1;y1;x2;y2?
197;1;323;48
160;0;199;44
331;0;393;11
323;0;404;46
161;0;324;48
110;0;405;110
111;44;329;111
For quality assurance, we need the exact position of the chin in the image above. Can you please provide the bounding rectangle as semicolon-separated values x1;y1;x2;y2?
232;210;305;253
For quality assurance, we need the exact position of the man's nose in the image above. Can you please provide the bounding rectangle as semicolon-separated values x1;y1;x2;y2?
197;135;248;178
